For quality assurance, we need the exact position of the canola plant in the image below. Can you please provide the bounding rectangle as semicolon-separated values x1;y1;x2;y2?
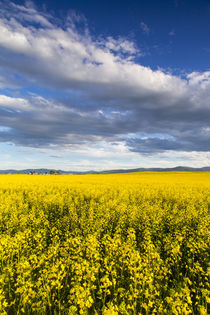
0;173;209;314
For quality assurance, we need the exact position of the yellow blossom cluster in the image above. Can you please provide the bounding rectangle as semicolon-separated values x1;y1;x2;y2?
0;172;209;314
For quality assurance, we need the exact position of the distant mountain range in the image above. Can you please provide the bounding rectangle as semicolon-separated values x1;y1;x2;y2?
1;166;210;174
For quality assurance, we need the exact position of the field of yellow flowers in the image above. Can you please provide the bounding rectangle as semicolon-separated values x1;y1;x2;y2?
0;173;209;314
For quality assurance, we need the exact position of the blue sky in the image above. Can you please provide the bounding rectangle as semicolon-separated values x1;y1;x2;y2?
0;0;210;170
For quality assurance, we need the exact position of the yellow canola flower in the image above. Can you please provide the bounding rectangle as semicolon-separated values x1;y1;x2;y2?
0;172;209;314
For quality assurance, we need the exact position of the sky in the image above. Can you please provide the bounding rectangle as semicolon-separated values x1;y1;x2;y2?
0;0;210;171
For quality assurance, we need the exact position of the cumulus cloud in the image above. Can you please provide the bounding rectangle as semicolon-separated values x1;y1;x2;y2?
0;1;210;158
105;36;138;55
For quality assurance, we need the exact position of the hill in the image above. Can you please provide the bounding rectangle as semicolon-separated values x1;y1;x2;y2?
0;166;210;174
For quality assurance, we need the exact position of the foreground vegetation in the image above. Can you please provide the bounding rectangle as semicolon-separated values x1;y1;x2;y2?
0;173;209;314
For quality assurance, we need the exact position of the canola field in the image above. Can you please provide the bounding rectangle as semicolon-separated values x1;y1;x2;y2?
0;173;209;315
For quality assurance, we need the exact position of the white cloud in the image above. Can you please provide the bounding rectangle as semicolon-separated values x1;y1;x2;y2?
0;3;185;99
140;21;150;34
187;71;210;87
0;94;32;110
0;1;209;168
105;36;138;55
